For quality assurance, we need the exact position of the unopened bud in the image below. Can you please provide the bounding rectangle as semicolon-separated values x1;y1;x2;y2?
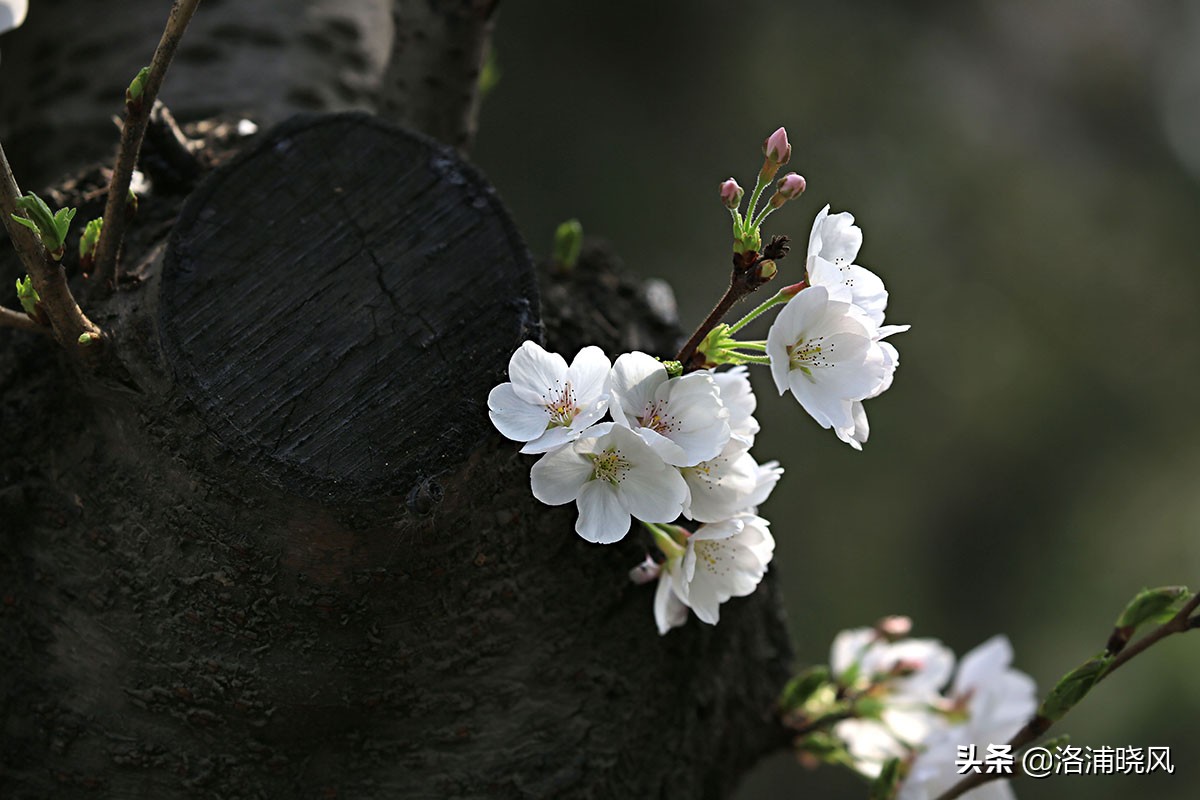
553;218;583;271
628;556;661;585
776;172;806;199
762;126;791;165
126;66;150;110
876;615;912;640
79;217;103;271
756;259;777;281
78;332;101;346
719;178;743;210
769;173;806;209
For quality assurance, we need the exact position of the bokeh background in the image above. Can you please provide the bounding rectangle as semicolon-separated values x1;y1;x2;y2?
471;2;1200;798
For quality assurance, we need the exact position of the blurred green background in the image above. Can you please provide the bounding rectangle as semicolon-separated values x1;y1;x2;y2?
472;1;1200;798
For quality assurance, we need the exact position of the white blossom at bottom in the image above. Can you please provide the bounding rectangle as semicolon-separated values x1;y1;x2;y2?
654;514;775;634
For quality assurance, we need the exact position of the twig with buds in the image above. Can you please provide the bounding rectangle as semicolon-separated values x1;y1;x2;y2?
91;0;202;291
675;235;789;372
935;588;1200;800
0;140;101;351
676;127;807;373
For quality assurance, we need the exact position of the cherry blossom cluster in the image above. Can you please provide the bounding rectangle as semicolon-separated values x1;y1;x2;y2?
488;343;781;632
486;125;908;634
787;620;1037;799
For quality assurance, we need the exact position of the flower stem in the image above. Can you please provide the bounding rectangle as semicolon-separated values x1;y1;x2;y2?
934;590;1200;800
750;202;776;232
743;173;772;235
727;290;788;334
643;521;686;560
732;340;767;351
730;354;771;365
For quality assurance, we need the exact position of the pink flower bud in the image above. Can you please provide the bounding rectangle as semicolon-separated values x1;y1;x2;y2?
876;615;913;640
776;172;806;200
628;556;661;585
762;126;792;165
719;178;744;209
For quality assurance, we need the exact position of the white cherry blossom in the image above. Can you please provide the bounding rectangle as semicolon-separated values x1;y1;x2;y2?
830;628;956;778
899;637;1037;800
487;341;611;454
530;422;687;544
711;366;760;449
806;204;888;327
0;0;27;34
745;459;784;510
655;514;774;632
833;325;909;450
680;441;758;523
766;285;887;433
610;351;731;467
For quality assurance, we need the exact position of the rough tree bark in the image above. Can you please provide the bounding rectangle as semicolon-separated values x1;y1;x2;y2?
1;4;793;799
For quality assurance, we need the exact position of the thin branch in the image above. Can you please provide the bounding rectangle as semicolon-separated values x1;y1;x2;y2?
675;238;788;371
378;0;500;151
0;140;100;352
0;306;49;335
91;0;202;291
935;591;1200;800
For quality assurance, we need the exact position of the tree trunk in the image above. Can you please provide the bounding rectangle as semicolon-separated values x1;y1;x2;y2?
0;6;793;799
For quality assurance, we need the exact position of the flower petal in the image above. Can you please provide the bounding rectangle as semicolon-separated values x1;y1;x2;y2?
529;446;593;505
566;345;612;407
610;351;666;427
488;382;551;442
508;340;568;397
575;480;631;543
654;575;689;635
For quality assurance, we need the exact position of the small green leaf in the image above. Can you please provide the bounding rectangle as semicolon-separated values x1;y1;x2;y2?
1116;586;1190;630
1039;653;1112;722
869;757;902;800
553;219;583;271
10;214;40;233
52;206;77;241
780;665;832;712
12;192;74;255
15;275;39;317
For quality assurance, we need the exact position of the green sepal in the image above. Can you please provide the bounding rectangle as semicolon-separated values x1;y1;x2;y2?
795;730;855;769
15;275;39;317
853;695;886;721
780;665;832;712
869;757;903;800
1038;653;1112;722
126;65;151;106
1116;586;1190;630
553;218;583;271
